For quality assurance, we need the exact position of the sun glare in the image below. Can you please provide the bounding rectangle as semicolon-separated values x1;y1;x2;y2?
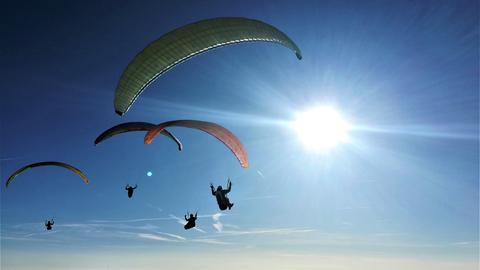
292;106;351;152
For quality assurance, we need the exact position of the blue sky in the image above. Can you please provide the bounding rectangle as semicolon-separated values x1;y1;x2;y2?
1;1;478;269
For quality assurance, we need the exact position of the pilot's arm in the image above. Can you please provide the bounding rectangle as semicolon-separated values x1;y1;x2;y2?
224;180;232;194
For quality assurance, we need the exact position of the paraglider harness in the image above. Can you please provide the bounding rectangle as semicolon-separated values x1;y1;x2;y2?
211;179;233;211
45;219;54;230
184;212;197;230
125;184;137;198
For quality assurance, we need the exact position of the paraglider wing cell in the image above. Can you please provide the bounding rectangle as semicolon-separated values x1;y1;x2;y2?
144;120;248;168
5;161;90;188
94;122;183;151
114;17;302;115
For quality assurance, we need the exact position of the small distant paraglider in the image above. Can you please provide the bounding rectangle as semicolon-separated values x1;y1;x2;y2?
211;179;234;211
184;212;197;230
45;219;55;231
125;184;137;198
4;162;89;230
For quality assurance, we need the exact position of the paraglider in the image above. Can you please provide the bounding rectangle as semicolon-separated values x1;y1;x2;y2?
144;120;248;168
125;184;137;198
45;219;54;231
210;179;234;211
95;122;183;151
114;17;302;115
184;212;197;230
5;161;90;188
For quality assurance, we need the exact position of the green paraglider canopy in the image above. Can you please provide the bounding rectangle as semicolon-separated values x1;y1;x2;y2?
114;17;302;115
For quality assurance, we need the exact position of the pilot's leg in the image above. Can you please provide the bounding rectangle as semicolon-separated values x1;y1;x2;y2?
225;198;234;210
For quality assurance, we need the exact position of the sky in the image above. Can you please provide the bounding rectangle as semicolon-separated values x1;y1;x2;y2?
1;0;478;269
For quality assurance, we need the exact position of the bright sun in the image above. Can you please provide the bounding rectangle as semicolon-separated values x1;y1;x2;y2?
292;106;351;152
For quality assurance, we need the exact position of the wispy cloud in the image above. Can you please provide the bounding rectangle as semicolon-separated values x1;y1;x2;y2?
223;224;241;230
89;217;173;223
193;227;206;233
191;238;232;245
170;214;187;226
218;228;315;237
212;223;223;232
138;233;177;242
152;231;186;241
212;213;223;221
4;217;315;249
212;212;224;232
169;214;206;233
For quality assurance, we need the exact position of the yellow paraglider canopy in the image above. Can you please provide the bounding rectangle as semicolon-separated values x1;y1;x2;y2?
114;17;302;115
5;161;90;188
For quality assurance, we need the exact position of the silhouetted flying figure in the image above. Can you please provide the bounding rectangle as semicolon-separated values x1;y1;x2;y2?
125;184;137;198
45;219;54;230
210;178;234;211
184;212;197;230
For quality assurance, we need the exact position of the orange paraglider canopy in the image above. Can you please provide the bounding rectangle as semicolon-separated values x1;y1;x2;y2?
145;120;248;168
